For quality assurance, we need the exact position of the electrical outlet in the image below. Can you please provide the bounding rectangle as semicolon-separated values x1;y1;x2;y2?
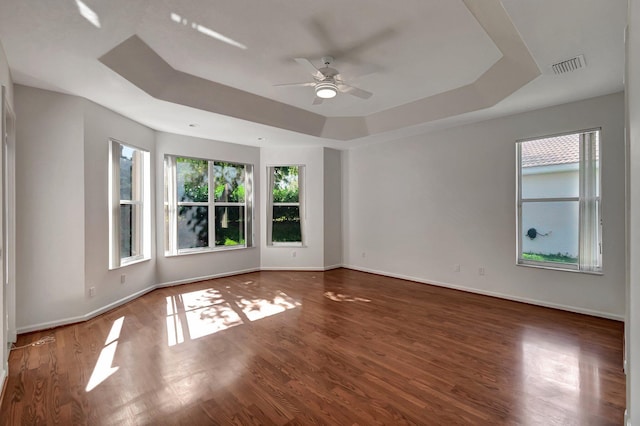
479;267;485;276
454;264;461;272
89;287;96;297
292;251;297;258
120;274;126;284
361;252;366;258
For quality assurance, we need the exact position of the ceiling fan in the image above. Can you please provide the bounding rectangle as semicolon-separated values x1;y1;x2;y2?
276;56;373;104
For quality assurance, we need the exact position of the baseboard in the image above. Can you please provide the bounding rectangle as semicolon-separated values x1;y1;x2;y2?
323;263;344;271
260;264;343;271
16;284;157;334
156;267;261;288
344;264;624;321
17;265;340;332
17;313;88;334
17;268;262;334
259;266;331;271
16;262;622;334
82;285;158;321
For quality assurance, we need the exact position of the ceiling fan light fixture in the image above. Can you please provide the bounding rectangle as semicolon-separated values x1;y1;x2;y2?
315;81;338;99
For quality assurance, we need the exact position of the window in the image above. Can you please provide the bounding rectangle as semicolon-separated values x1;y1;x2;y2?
516;129;601;272
164;155;253;255
267;165;304;246
109;140;150;268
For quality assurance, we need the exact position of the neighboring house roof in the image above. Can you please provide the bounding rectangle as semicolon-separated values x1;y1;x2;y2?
521;133;599;168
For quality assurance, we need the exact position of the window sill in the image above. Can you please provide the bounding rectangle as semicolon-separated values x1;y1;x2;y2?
268;243;306;248
517;261;603;275
110;256;151;270
165;245;255;258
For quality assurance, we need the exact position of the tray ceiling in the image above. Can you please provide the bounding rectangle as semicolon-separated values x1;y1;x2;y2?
0;0;627;147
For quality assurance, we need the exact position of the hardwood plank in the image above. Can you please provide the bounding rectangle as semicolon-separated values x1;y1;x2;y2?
0;269;626;425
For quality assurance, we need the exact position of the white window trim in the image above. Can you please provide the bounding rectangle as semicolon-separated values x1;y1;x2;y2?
164;155;254;256
108;139;151;269
266;165;305;247
516;128;602;274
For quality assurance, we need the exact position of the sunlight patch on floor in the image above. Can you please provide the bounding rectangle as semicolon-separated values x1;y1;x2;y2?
165;287;300;346
324;291;371;303
185;303;243;340
86;316;124;392
166;295;184;346
237;292;301;321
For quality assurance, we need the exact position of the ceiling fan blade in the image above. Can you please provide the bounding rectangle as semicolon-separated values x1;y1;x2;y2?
338;83;373;99
350;63;382;80
337;27;397;61
309;17;340;54
307;16;396;64
312;96;324;105
294;58;323;80
274;82;315;87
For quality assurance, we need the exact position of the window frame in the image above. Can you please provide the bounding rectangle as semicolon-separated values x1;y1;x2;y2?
164;155;253;256
266;165;305;247
108;139;151;269
516;128;602;274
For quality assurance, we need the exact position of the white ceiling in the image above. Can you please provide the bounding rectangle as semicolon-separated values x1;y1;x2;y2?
0;0;628;149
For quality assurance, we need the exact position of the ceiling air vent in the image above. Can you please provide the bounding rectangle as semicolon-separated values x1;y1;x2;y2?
551;55;586;75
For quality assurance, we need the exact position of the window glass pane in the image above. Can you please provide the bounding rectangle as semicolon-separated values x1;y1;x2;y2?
178;206;208;249
120;204;138;258
164;158;170;252
272;206;301;242
520;135;579;199
594;132;600;197
214;162;245;202
273;166;299;203
164;204;170;252
120;146;134;200
215;206;244;246
521;201;578;264
177;158;208;202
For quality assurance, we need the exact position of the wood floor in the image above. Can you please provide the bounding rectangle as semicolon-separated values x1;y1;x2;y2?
0;269;625;425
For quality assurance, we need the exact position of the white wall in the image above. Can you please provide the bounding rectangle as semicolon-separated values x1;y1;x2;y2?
15;86;159;330
0;38;13;388
155;132;260;285
0;42;12;106
83;100;157;313
323;148;343;269
626;0;640;421
260;146;325;269
15;85;86;327
345;92;625;319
